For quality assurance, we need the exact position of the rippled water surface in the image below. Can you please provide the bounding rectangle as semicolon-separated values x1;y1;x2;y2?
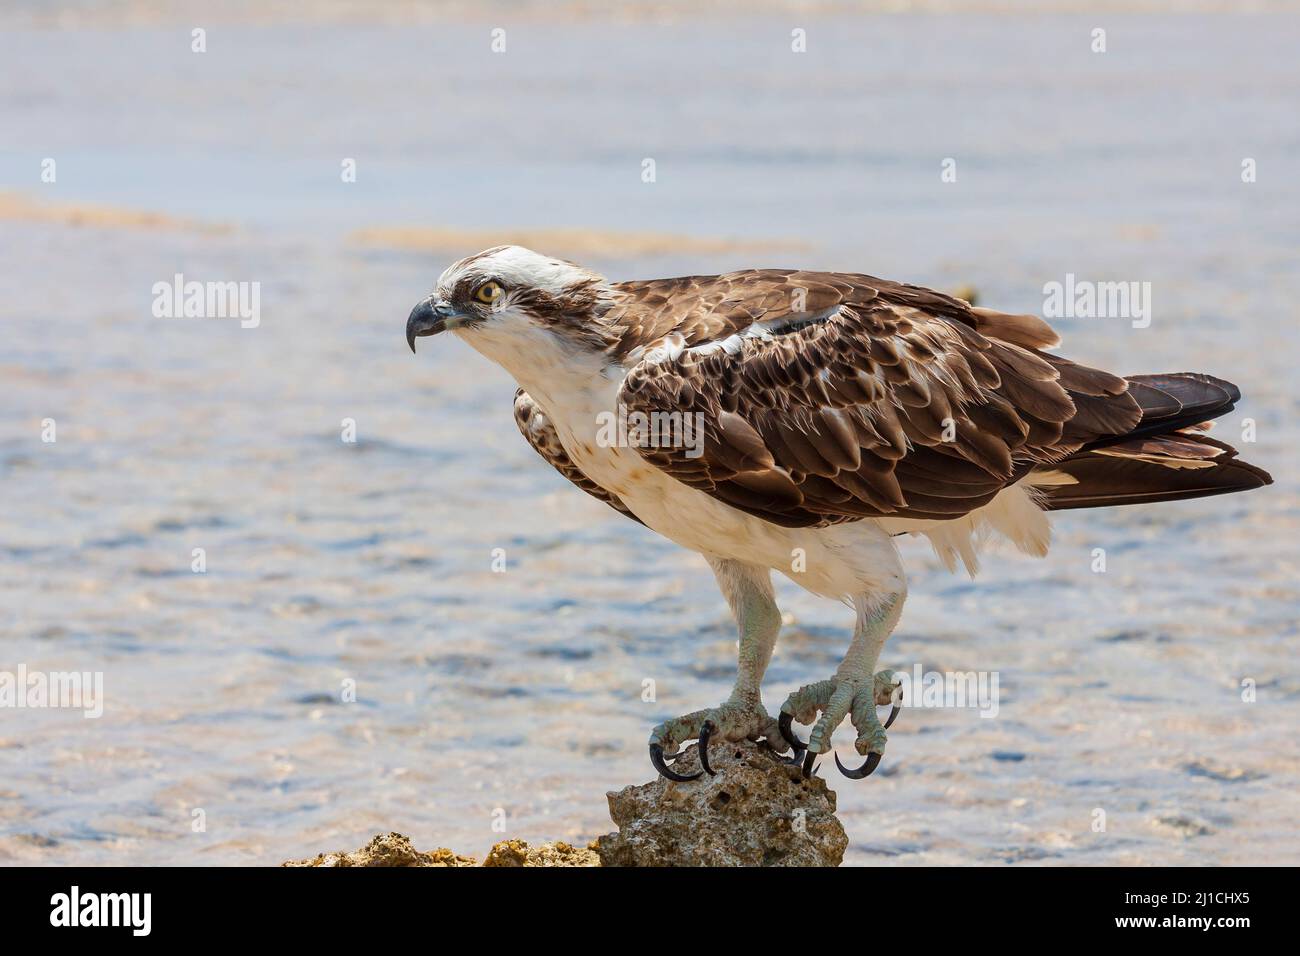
1;8;1298;865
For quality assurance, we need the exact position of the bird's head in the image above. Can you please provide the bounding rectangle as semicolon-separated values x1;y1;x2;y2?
406;245;614;374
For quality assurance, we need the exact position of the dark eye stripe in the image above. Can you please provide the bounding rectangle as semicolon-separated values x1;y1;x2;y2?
455;276;503;297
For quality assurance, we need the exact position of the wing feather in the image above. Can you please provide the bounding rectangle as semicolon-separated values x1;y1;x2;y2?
512;389;643;525
607;271;1143;526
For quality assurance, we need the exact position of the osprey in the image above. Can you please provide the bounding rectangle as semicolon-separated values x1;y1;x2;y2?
407;245;1271;781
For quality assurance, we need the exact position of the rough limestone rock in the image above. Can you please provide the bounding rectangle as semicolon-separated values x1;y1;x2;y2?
282;832;598;867
284;741;848;867
595;738;847;866
481;839;599;867
284;832;477;867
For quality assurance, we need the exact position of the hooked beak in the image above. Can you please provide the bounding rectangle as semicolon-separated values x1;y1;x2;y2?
406;297;458;353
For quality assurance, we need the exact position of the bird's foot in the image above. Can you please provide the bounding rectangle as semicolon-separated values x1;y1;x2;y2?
648;698;784;782
778;670;901;780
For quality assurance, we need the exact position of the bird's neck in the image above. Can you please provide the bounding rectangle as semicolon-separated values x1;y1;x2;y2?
455;323;616;413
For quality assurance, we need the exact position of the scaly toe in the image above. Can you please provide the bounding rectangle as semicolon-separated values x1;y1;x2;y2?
647;701;773;781
781;675;894;779
873;668;902;706
779;678;837;758
849;690;889;753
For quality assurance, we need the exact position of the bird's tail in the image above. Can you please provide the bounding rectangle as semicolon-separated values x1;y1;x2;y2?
1028;372;1272;510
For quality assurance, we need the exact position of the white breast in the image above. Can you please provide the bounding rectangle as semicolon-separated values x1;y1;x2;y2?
457;320;914;599
535;372;903;599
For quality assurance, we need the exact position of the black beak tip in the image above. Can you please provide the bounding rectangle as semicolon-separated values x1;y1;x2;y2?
406;299;448;355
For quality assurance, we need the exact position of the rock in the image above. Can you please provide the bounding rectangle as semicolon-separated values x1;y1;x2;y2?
283;831;477;867
482;839;600;867
284;740;848;868
595;738;847;866
282;832;598;867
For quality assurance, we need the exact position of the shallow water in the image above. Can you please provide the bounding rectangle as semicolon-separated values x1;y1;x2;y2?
1;8;1298;865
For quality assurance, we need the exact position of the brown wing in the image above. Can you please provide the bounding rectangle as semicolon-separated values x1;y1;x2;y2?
608;270;1036;355
611;272;1142;527
513;389;643;525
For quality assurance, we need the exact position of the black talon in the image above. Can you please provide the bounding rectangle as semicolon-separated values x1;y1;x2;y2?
801;749;817;778
834;701;897;778
778;711;808;763
835;751;882;779
650;743;701;782
698;720;717;776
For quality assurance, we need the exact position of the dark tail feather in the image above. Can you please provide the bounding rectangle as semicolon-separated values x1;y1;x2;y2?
1081;372;1240;451
1034;373;1271;510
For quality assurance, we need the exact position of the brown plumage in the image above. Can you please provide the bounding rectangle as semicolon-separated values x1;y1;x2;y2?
505;266;1270;530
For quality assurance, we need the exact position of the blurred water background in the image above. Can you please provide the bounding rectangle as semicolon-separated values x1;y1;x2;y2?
1;2;1298;865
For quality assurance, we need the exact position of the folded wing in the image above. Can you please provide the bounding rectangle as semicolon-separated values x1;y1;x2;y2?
610;271;1146;526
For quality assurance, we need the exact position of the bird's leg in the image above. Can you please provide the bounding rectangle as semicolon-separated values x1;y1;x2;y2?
648;560;784;781
779;589;906;780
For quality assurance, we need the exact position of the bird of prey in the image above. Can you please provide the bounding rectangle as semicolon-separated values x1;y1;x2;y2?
406;245;1271;781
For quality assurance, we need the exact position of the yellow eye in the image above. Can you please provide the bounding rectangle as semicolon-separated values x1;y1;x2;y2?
474;282;503;305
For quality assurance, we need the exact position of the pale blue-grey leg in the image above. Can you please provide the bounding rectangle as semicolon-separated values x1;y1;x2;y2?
781;589;906;777
649;559;783;779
